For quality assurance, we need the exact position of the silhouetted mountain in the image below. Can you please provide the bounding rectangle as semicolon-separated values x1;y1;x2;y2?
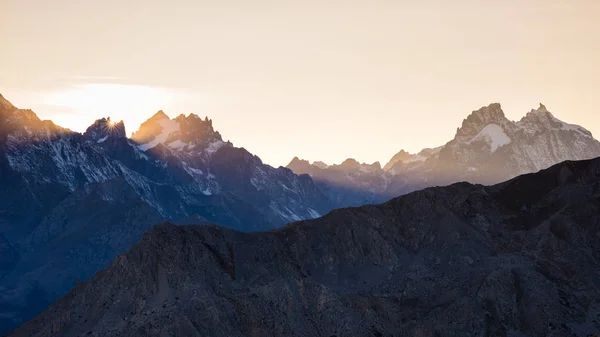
289;103;600;204
83;117;126;142
11;157;600;337
0;93;331;333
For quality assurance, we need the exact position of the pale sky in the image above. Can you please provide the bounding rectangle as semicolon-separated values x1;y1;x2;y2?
1;0;599;167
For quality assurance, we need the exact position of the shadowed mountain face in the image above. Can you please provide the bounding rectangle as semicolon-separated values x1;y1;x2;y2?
11;158;600;337
288;103;600;206
0;93;332;333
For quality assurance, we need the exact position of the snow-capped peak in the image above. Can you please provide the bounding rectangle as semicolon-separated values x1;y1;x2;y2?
136;118;180;151
131;111;225;155
518;104;593;138
455;103;510;141
383;149;413;170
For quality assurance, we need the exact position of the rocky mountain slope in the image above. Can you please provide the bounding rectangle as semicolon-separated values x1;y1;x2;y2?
288;103;600;205
0;93;331;333
11;157;600;337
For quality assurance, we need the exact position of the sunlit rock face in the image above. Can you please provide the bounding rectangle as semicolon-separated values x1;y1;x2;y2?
0;93;332;334
11;158;600;337
131;111;223;153
288;103;600;204
0;93;68;145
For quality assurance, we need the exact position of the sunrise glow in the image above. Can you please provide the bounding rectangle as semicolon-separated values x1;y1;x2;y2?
40;83;184;133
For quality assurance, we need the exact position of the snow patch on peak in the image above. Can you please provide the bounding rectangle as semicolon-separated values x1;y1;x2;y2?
205;140;226;156
312;161;329;169
167;139;188;150
469;124;511;152
138;118;180;151
552;116;593;138
519;105;593;138
404;154;427;164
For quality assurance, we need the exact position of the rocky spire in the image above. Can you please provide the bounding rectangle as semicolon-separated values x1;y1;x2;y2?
84;117;126;143
454;103;510;141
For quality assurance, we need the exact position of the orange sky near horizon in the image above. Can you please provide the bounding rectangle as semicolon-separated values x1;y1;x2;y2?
1;0;599;167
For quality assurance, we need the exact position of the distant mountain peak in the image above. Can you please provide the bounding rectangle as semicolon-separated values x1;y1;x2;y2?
312;161;329;169
150;110;170;121
132;110;224;153
287;156;311;168
455;103;508;140
519;104;592;138
524;103;554;119
340;158;360;167
383;149;413;170
84;117;126;143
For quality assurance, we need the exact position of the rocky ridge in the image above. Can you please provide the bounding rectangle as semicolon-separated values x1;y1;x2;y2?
289;103;600;204
0;93;331;333
10;157;600;337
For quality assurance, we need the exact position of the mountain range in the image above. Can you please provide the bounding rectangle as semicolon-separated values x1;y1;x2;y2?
10;157;600;337
0;93;331;332
1;92;600;334
287;103;600;206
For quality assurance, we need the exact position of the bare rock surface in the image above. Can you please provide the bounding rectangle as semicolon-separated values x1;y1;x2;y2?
10;158;600;337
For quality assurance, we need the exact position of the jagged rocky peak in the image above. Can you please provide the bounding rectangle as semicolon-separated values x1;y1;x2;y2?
522;103;556;122
131;110;225;152
383;149;413;170
83;117;126;143
173;113;222;144
455;103;509;140
0;94;39;124
287;156;313;170
130;110;172;144
0;93;66;139
519;103;593;137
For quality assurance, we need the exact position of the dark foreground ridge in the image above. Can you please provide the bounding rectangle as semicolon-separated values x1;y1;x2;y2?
10;158;600;337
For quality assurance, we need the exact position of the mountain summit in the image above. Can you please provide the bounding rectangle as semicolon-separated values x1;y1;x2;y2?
0;92;331;333
83;118;126;143
288;103;600;204
131;112;225;154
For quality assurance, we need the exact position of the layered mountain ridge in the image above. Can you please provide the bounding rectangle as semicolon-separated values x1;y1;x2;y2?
289;103;600;205
0;93;331;333
10;157;600;337
2;94;600;334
